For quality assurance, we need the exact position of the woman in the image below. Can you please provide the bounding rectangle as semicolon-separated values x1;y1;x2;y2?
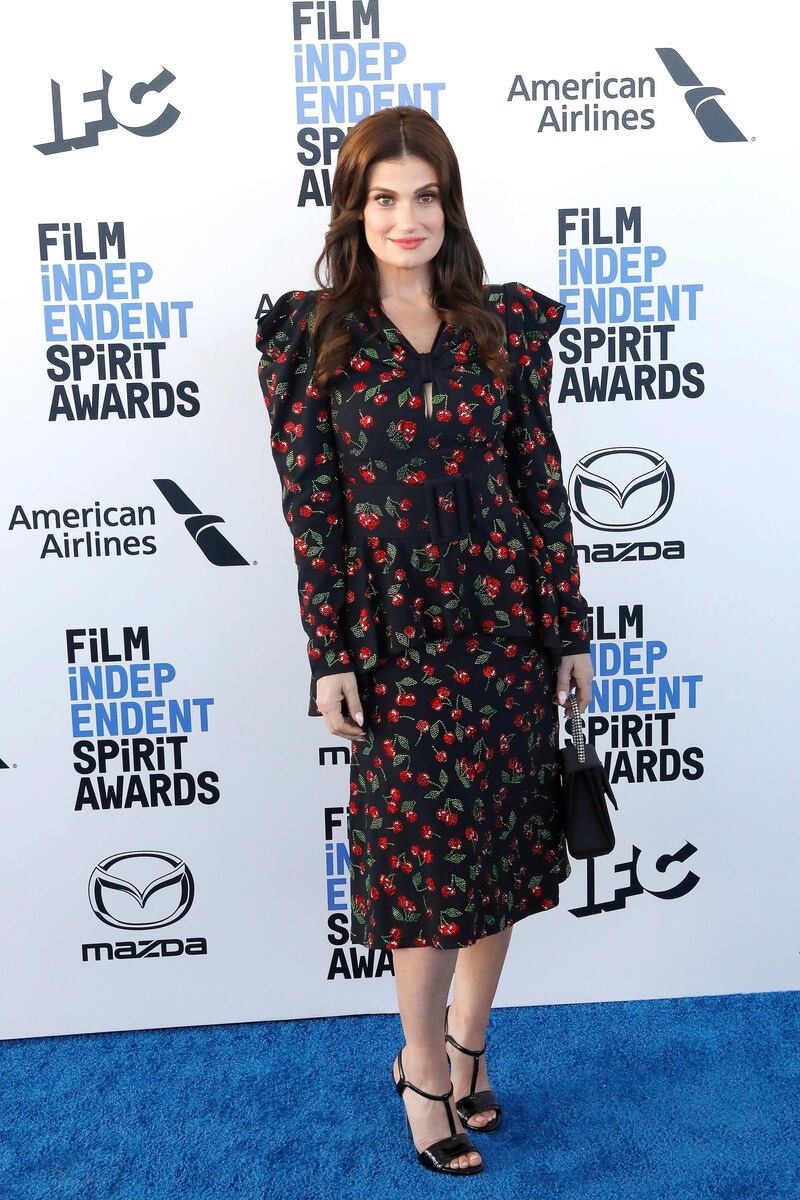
255;106;593;1177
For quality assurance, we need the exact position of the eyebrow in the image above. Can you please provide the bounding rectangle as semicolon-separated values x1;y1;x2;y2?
368;183;440;194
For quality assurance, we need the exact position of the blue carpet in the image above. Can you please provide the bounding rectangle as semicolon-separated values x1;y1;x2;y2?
1;991;797;1199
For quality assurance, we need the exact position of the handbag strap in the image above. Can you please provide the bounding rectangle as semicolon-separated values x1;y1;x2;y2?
566;691;586;763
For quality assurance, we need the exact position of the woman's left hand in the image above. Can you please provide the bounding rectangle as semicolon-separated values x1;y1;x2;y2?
553;652;593;714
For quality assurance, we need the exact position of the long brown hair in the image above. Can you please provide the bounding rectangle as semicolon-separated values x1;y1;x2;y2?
310;106;509;397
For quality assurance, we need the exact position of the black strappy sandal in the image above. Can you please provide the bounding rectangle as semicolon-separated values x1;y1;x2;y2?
392;1047;484;1175
444;1002;503;1132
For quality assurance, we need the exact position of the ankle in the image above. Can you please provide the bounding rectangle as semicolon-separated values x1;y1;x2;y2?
448;1000;489;1047
401;1044;451;1092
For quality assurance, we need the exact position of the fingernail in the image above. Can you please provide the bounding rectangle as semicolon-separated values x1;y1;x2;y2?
558;691;567;704
355;712;363;726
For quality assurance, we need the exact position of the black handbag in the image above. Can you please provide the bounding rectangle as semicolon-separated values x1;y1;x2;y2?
558;691;618;859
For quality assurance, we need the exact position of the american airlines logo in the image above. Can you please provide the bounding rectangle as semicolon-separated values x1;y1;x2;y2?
153;479;249;565
8;481;249;566
656;48;747;141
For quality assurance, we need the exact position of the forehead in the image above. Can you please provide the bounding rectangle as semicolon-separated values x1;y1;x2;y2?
366;157;439;190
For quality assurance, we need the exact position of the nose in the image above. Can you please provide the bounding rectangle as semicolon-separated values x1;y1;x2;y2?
394;201;418;232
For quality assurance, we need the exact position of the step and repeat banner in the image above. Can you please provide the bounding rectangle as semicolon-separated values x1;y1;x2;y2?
1;1;796;1038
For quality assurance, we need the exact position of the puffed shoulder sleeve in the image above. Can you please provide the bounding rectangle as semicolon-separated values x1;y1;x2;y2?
500;280;591;657
255;290;355;714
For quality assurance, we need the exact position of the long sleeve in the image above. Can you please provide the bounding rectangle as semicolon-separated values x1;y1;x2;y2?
255;290;355;711
500;280;591;657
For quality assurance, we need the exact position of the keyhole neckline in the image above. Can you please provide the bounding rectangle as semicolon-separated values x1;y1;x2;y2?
384;316;445;425
369;303;448;425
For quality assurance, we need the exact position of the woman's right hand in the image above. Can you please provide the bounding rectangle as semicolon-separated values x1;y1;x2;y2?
315;671;367;740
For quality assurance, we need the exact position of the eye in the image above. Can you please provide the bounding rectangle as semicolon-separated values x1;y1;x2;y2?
373;192;439;205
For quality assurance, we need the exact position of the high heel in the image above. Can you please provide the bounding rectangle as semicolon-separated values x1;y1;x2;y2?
392;1047;484;1175
444;1002;503;1132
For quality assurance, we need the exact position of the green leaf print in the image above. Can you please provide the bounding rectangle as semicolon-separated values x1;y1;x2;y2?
392;906;421;923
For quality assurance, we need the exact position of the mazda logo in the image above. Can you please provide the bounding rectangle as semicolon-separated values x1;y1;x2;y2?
568;447;675;531
88;850;195;929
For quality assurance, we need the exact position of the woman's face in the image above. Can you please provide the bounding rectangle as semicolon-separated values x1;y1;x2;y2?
360;155;445;276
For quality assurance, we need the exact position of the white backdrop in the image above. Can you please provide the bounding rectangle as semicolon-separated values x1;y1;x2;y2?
1;0;797;1039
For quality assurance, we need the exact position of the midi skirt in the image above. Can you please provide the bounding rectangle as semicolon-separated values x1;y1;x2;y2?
347;631;572;951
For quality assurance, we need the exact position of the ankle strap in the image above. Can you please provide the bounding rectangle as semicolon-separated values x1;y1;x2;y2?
445;1031;486;1058
396;1047;455;1103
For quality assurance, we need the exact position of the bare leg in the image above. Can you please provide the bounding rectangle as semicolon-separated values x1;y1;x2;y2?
447;924;514;1127
391;945;482;1171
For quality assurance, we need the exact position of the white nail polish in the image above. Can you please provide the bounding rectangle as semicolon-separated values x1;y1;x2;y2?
355;712;364;726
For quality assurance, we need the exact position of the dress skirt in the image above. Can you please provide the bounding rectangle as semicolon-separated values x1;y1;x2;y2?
347;631;572;951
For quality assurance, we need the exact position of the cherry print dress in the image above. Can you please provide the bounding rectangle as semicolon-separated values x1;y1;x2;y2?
255;282;591;949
